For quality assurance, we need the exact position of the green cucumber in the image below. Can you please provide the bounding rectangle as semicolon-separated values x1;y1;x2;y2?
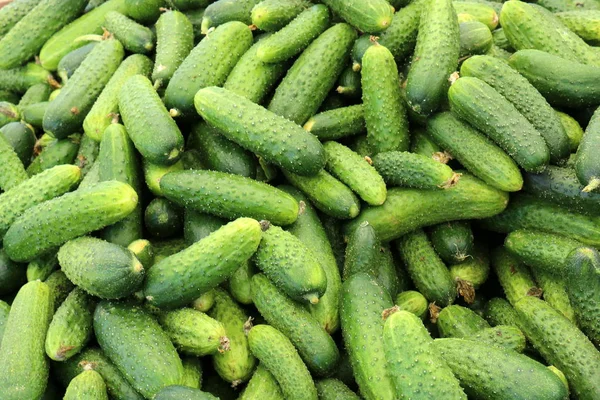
144;218;262;309
557;10;600;45
375;244;402;298
432;337;568;400
336;65;361;100
44;270;75;311
340;273;395;400
185;8;205;42
484;297;519;327
454;1;498;30
124;0;165;23
161;170;299;226
18;82;51;108
181;149;205;171
534;0;600;11
166;0;211;10
105;11;154;54
154;386;218;400
145;198;183;238
0;101;20;128
361;43;409;154
343;221;379;279
84;54;153;142
119;75;184;165
0;130;27;191
27;134;81;177
200;0;263;33
57;42;97;83
395;290;428;319
181;356;202;389
303;105;365;141
575;106;600;192
459;21;493;58
94;300;184;398
267;23;357;125
515;296;600;399
21;101;48;128
27;252;58;282
0;249;26;296
320;0;393;34
0;300;9;346
405;0;459;116
449;240;490;289
239;364;283;400
165;21;253;116
151;238;188;264
253;224;327;304
492;28;514;52
437;304;490;338
63;370;108;400
383;309;467;400
183;210;226;245
143;158;184;196
531;268;576;323
0;0;42;37
468;325;526;353
0;0;87;69
345;172;508;242
228;262;253;305
128;240;153;268
430;221;474;264
0;281;53;400
191;289;216;312
491;247;539;305
557;111;584;151
448;76;550;172
0;63;54;94
3;180;137;262
44;39;124;139
315;379;360;400
195;87;325;176
0;90;19;104
75;133;99;177
251;0;310;31
410;128;443;159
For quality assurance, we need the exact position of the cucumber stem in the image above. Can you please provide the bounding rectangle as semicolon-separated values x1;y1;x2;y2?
582;177;600;193
304;293;320;304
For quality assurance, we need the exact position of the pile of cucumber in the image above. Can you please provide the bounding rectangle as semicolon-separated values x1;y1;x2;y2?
1;0;600;398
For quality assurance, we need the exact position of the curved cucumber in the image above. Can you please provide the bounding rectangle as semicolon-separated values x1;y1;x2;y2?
575;106;600;192
430;221;474;264
491;247;539;305
320;0;393;34
251;0;310;32
63;370;108;400
303;105;365;141
239;364;283;400
104;11;155;54
152;10;193;88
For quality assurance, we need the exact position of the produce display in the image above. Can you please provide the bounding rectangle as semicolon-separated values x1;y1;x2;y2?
1;0;600;399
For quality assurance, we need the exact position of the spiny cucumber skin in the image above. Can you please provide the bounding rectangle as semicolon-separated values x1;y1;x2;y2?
395;290;429;319
84;54;153;142
0;0;41;36
491;247;539;306
340;273;396;400
153;10;194;88
143;218;262;309
372;151;457;190
105;11;155;54
484;297;519;327
119;75;184;166
44;270;75;312
0;63;51;94
180;356;202;389
255;5;330;64
437;305;490;338
321;0;393;34
384;310;467;400
515;296;600;399
406;0;459;117
201;0;263;33
531;268;576;323
0;300;9;346
459;21;493;58
161;170;299;226
0;249;27;296
0;132;28;191
268;23;357;125
239;364;283;400
93;301;184;399
27;134;81;177
460;55;569;163
303;105;365;141
0;281;53;400
63;370;108;400
575;106;600;191
449;76;550;173
557;10;600;45
468;325;527;353
448;241;490;288
57;42;98;82
433;337;569;400
195;87;325;176
208;288;256;383
75;132;99;177
158;308;227;356
454;2;498;30
3;180;137;262
537;0;600;12
153;385;218;400
430;221;474;264
343;221;380;284
251;0;310;32
165;21;253;116
315;379;360;400
361;44;409;154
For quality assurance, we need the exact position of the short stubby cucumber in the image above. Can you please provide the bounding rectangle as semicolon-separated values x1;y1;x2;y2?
491;247;539;305
430;221;474;264
575;106;600;192
320;0;393;34
251;0;310;32
449;240;490;289
303;105;366;141
63;370;108;400
395;291;429;319
104;11;155;54
437;305;490;338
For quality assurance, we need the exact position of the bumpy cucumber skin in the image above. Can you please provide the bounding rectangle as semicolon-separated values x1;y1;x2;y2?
0;249;26;296
158;308;227;356
267;23;357;125
105;11;155;54
556;111;583;151
433;337;568;400
345;172;508;242
195;87;325;176
575;106;600;191
57;42;98;82
459;21;493;58
531;268;576;323
26;252;58;282
321;0;393;34
45;270;75;312
154;385;218;400
144;218;262;309
0;300;9;346
395;290;428;319
251;0;310;31
449;76;550;173
153;10;193;88
228;262;253;305
0;0;41;37
484;297;519;327
304;105;365;141
437;305;490;338
430;221;474;264
239;364;283;400
75;133;99;177
405;0;459;116
201;0;263;32
448;240;490;288
535;0;600;11
0;63;52;94
315;379;360;400
63;370;108;400
491;247;538;305
4;180;137;262
557;10;600;45
469;325;526;353
372;151;457;190
161;170;299;226
340;273;395;400
515;296;600;399
142;158;183;196
165;21;253;116
0;281;53;400
384;310;467;400
454;2;498;30
343;221;380;281
27;134;81;177
180;356;202;389
0;132;28;191
460;55;569;163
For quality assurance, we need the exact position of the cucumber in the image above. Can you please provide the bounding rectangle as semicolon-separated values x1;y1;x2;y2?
143;158;184;196
0;0;41;37
3;180;138;262
152;10;193;89
410;128;442;160
0;249;26;296
63;370;108;400
557;10;600;45
150;238;188;264
405;0;459;116
454;1;498;30
18;82;51;108
45;288;95;361
184;8;204;42
531;268;576;323
432;337;568;400
575;106;600;192
105;11;155;55
145;198;183;238
449;240;490;289
437;304;490;338
460;55;570;163
161;170;299;226
375;244;402;298
239;364;283;400
94;300;184;398
383;309;467;400
0;130;27;191
282;169;361;220
0;300;9;345
166;0;211;10
320;0;393;33
535;0;600;11
181;356;202;389
340;273;395;400
469;325;526;353
195;87;325;176
154;386;218;400
143;218;262;309
0;281;53;400
0;0;87;69
192;289;216;312
253;224;327;304
255;4;330;64
165;21;253;117
44;270;75;311
430;221;474;264
200;0;263;33
0;90;19;104
27;252;58;282
0;63;54;94
303;105;365;141
345;172;508;242
183;210;226;245
459;21;493;58
228;262;253;305
181;149;205;171
315;379;360;400
557;111;584;151
0;101;19;128
78;159;100;188
336;65;361;100
251;0;310;31
491;247;539;305
57;43;98;83
247;324;318;400
84;54;153;142
484;297;519;327
27;134;81;177
267;23;357;125
75;133;99;177
119;75;184;165
343;221;380;279
515;296;600;399
21;101;48;128
361;43;410;154
44;39;124;139
395;290;428;319
449;76;550;172
492;28;514;52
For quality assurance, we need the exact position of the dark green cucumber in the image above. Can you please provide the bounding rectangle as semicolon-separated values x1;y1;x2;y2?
150;238;188;265
437;304;490;338
0;300;9;346
395;290;428;319
575;106;600;192
183;209;226;245
18;82;51;108
531;268;576;323
63;370;108;400
405;0;459;116
124;0;165;23
315;379;360;400
253;224;327;304
468;325;526;352
57;42;98;83
0;249;26;296
267;23;357;125
448;240;490;289
180;356;202;389
484;297;519;327
432;337;568;400
145;198;183;238
239;364;283;400
0;0;41;37
3;180;137;262
449;76;550;172
0;281;53;400
195;87;325;176
200;0;263;33
491;247;539;305
303;105;365;141
105;11;154;54
251;0;310;31
21;101;48;128
430;221;474;264
142;158;183;196
0;121;35;167
26;252;58;282
44;270;75;311
165;21;253;116
340;273;395;399
166;0;211;11
0;90;19;104
0;63;54;94
459;21;493;58
336;65;361;100
94;300;184;398
75;133;99;177
144;218;262;309
154;386;218;400
321;0;392;33
375;244;402;299
0;133;27;191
